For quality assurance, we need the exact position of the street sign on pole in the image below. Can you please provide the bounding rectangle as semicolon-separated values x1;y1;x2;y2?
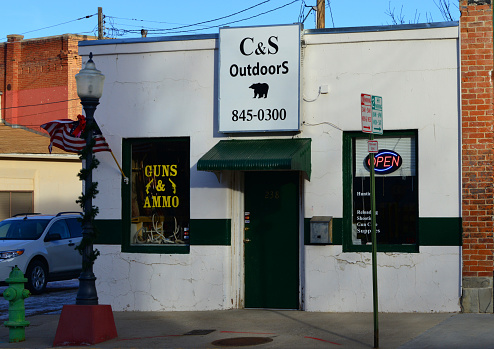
372;95;383;135
361;94;383;135
368;140;378;153
361;94;372;133
361;92;383;349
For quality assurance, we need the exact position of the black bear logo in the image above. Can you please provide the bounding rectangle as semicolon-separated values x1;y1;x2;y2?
249;83;269;98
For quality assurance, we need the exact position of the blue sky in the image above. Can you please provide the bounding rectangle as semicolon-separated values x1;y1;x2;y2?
1;0;459;41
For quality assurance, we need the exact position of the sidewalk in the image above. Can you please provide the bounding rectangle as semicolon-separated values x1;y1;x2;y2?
0;310;493;348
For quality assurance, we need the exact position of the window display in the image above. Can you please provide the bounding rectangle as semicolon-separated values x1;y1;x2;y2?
129;138;190;246
348;133;418;248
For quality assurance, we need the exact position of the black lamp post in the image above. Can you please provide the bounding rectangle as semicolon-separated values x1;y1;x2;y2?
75;52;105;305
54;56;117;343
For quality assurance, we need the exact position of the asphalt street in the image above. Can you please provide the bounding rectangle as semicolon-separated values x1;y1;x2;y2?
0;279;78;320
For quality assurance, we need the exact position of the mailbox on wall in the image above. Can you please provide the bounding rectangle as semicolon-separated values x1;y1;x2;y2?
310;216;333;244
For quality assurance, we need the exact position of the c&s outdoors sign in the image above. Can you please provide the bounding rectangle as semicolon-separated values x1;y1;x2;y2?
219;24;301;133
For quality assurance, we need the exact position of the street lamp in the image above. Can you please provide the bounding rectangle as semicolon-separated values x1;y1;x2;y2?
75;52;105;305
53;52;116;347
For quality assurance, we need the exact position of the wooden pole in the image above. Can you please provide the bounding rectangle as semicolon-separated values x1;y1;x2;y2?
316;0;325;29
109;150;128;183
98;7;104;40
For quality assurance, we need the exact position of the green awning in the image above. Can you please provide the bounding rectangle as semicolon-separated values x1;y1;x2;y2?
197;138;311;180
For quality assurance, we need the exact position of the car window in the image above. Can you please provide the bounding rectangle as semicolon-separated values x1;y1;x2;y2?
47;220;70;240
0;219;49;240
66;218;83;238
0;223;9;238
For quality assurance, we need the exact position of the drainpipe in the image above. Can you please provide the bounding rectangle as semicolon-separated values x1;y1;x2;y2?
0;91;3;123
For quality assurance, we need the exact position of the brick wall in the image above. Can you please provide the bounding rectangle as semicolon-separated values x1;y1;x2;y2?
0;34;94;133
460;0;494;312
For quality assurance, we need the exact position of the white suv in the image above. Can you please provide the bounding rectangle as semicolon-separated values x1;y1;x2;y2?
0;212;83;294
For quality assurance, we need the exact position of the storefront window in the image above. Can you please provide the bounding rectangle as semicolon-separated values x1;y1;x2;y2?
343;131;418;252
124;138;190;250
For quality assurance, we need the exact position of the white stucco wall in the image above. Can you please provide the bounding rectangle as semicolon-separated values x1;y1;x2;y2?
80;37;234;310
80;38;228;220
95;245;231;311
301;26;460;218
299;26;461;312
304;246;461;312
81;23;460;312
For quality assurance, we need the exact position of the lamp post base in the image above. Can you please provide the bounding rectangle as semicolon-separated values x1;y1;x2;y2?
76;272;98;305
53;304;117;346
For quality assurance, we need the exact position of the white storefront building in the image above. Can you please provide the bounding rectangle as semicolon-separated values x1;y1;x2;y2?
80;21;461;312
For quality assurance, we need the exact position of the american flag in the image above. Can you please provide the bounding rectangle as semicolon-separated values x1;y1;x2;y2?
41;115;110;154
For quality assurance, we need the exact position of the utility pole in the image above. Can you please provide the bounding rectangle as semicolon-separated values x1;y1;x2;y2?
98;7;104;40
316;0;325;29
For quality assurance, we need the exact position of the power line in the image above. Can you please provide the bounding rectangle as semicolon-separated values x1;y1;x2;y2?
108;0;272;32
0;98;82;124
2;1;301;41
172;0;301;34
1;98;80;110
119;0;300;36
327;0;335;28
1;103;83;126
0;14;97;42
301;4;316;24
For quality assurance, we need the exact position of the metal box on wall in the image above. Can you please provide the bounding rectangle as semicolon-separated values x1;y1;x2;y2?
310;216;333;244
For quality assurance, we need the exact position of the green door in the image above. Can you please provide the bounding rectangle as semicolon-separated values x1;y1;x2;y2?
244;171;299;309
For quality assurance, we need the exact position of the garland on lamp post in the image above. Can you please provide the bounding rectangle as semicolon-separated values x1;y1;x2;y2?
74;52;105;306
75;98;101;305
75;115;101;268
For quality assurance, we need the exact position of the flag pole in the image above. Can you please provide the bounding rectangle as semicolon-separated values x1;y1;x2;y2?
109;150;129;184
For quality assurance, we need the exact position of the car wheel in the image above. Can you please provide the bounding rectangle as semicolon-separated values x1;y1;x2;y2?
26;260;48;295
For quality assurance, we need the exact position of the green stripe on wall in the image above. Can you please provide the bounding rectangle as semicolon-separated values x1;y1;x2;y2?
304;217;461;247
419;217;462;246
190;219;231;245
94;220;122;245
94;218;231;246
94;217;460;247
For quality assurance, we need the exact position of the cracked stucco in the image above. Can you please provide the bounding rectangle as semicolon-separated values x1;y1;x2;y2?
94;244;461;313
95;245;229;311
304;246;461;312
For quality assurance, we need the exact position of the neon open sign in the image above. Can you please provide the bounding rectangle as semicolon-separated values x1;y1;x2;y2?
364;150;402;174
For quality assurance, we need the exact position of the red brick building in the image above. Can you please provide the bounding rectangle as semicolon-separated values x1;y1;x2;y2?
0;34;97;224
460;0;494;312
0;34;95;133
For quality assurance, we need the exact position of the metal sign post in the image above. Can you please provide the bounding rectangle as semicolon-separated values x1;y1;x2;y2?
370;133;379;349
361;93;382;349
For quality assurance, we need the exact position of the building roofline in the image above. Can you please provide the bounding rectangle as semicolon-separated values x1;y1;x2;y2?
79;21;458;47
304;21;458;35
0;154;80;161
79;33;218;46
2;121;48;137
2;33;98;44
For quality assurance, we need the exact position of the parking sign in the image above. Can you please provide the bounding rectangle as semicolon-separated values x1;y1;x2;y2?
361;94;383;135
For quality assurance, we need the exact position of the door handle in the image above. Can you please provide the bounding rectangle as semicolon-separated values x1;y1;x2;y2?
243;238;251;243
68;241;75;246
